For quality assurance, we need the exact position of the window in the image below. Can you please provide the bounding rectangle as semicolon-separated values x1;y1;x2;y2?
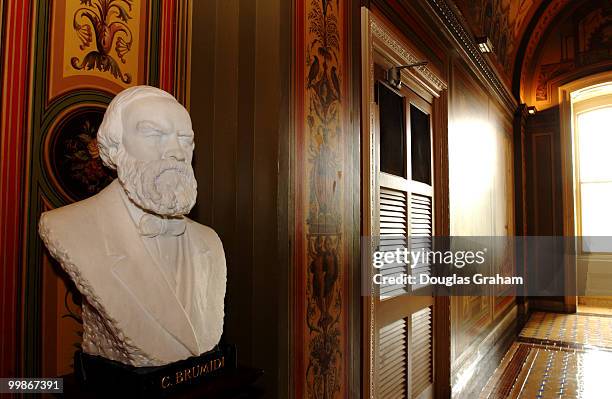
576;106;612;251
410;104;432;185
378;82;407;178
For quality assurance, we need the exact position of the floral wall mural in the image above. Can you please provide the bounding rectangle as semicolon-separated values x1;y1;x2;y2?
46;107;115;202
294;0;353;398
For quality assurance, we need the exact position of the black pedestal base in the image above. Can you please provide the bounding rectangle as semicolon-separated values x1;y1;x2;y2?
64;344;262;398
60;367;264;398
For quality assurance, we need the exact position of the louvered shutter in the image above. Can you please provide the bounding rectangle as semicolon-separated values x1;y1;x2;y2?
411;307;433;399
373;82;434;399
410;194;433;290
379;319;408;398
379;188;409;297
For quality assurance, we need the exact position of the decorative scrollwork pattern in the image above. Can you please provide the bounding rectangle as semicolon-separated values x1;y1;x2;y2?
304;1;344;398
70;0;134;83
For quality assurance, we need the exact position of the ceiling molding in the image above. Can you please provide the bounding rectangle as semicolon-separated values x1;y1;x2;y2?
424;0;518;112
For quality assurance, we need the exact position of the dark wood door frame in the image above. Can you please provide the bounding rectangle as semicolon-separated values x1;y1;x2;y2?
361;9;450;398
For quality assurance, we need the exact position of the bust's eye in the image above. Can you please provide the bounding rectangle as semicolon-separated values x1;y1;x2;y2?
143;128;163;137
137;121;164;137
177;131;194;144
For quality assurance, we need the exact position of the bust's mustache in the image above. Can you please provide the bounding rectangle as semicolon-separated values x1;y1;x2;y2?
116;149;197;217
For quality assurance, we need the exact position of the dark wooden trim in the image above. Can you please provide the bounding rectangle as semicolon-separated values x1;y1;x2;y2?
433;82;451;399
363;5;452;397
514;105;529;319
513;105;528;237
349;1;363;398
277;0;293;397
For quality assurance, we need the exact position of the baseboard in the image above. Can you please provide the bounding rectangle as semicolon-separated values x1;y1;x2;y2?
451;305;518;399
529;298;575;313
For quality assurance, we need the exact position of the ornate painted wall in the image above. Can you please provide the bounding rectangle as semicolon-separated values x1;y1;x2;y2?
519;0;612;108
293;0;358;397
0;0;191;377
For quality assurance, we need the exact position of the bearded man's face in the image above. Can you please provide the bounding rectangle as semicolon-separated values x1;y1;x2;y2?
116;96;197;217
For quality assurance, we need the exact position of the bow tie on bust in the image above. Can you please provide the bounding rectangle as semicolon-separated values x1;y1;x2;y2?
138;214;186;237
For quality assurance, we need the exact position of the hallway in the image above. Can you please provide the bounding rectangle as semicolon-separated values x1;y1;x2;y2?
481;312;612;398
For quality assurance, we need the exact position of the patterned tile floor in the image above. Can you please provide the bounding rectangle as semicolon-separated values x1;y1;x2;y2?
481;312;612;398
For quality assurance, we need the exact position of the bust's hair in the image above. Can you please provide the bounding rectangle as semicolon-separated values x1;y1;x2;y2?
97;86;176;170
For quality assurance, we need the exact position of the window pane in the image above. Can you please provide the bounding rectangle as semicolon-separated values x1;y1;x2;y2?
580;182;612;238
577;107;612;182
378;82;406;178
410;104;431;185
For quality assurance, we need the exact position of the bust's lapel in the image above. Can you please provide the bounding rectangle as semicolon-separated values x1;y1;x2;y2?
96;180;200;356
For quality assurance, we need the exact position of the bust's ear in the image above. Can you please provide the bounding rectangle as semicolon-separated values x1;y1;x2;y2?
97;106;122;170
98;142;119;170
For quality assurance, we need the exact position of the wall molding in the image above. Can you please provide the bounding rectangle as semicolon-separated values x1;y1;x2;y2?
425;0;518;113
369;16;447;94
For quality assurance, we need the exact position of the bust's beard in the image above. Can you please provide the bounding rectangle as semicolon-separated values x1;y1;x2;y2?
115;150;197;217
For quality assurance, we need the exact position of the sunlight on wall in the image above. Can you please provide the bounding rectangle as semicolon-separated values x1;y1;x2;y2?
449;117;497;235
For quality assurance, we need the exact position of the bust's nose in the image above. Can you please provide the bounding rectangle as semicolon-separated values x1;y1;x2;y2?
162;133;186;161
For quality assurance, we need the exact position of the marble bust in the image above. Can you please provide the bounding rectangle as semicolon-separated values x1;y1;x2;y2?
39;86;226;367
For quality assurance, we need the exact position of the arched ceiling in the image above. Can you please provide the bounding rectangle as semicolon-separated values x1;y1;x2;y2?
453;0;548;85
517;0;611;107
453;0;611;106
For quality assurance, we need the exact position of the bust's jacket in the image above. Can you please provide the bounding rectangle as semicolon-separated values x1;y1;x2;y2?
39;179;226;366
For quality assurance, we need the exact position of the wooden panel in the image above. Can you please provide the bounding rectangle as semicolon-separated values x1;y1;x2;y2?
532;133;555;235
525;106;566;311
190;1;293;397
379;319;408;399
450;61;495;365
411;307;433;399
449;58;517;397
525;106;563;236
